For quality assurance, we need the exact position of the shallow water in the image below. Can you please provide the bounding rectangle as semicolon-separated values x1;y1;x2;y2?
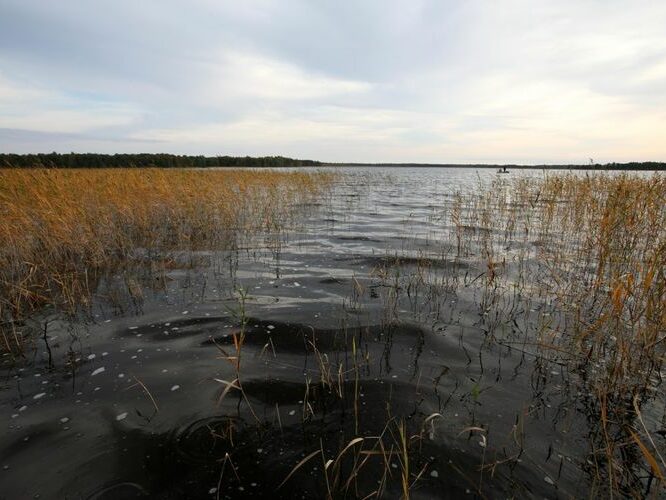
1;167;662;499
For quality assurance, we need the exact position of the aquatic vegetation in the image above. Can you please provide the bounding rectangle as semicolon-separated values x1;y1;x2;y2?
0;168;334;353
366;172;666;496
522;174;666;495
1;168;663;499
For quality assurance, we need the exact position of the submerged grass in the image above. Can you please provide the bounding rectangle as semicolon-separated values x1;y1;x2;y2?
0;167;333;352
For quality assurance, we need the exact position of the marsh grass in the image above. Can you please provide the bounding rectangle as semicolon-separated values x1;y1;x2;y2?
527;174;666;495
365;172;665;496
0;167;333;353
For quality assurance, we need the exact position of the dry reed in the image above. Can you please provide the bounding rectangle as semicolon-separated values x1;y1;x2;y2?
0;167;333;352
452;172;666;495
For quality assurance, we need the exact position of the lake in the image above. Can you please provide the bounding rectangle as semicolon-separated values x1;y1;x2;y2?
1;166;664;499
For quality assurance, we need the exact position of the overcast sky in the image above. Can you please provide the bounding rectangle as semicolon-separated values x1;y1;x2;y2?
1;1;665;163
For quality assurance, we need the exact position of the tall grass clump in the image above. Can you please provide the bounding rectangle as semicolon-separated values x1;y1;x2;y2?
0;168;333;352
532;174;665;494
443;172;665;495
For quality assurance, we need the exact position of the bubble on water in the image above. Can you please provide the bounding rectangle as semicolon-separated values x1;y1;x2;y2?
293;282;301;287
118;374;125;378
116;412;128;421
128;326;138;330
102;352;108;357
33;393;46;400
288;410;296;416
208;488;217;494
182;311;189;315
430;470;439;478
171;385;180;392
91;367;105;376
60;417;69;424
544;476;554;485
267;325;275;330
87;354;96;360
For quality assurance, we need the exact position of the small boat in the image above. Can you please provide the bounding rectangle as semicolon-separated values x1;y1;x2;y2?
496;167;510;174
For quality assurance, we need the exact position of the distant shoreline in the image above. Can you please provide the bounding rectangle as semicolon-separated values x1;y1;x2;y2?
0;153;664;170
324;163;666;171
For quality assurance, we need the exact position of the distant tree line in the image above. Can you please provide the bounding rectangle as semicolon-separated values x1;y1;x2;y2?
1;153;663;170
509;162;666;171
0;153;322;169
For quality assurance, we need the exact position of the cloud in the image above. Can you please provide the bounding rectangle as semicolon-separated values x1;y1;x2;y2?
0;0;665;161
198;49;372;105
0;74;142;134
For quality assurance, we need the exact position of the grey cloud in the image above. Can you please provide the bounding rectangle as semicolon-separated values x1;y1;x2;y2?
0;0;665;162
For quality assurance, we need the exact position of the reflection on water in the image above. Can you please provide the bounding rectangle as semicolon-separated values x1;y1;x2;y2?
1;167;663;499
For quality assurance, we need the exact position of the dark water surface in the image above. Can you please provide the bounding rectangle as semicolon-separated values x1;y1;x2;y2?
1;167;659;499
